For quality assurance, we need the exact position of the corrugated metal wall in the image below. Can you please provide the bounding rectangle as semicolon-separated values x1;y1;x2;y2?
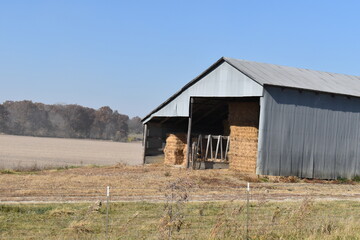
257;86;360;179
144;62;263;122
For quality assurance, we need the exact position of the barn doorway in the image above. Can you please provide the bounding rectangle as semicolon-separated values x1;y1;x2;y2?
143;97;260;173
190;97;260;171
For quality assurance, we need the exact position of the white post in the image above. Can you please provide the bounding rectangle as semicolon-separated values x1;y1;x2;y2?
246;182;250;240
106;186;110;239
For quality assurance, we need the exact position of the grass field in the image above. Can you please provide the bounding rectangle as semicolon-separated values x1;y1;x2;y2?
1;200;360;239
0;134;143;169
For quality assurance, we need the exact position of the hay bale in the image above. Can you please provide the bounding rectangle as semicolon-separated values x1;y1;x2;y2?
227;102;259;174
163;133;187;165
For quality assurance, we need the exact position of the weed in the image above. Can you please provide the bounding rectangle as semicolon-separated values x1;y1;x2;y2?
259;177;269;182
0;169;15;174
0;205;54;214
315;221;336;234
164;171;171;177
68;220;94;233
1;164;80;174
242;174;260;183
12;162;43;172
0;205;26;213
56;165;79;171
336;177;350;184
159;178;193;238
88;164;101;168
352;175;360;182
209;202;246;239
280;176;299;183
49;208;75;217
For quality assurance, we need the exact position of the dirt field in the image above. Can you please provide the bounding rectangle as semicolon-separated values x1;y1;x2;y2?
0;134;143;169
1;164;359;203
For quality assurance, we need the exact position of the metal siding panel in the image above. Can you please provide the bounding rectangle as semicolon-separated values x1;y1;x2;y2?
289;104;306;177
258;86;360;179
300;91;316;178
311;95;332;179
146;62;263;120
279;97;295;176
355;113;360;177
256;97;265;174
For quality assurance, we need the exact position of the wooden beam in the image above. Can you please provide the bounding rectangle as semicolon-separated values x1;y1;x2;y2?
192;103;224;125
159;117;170;125
174;117;188;125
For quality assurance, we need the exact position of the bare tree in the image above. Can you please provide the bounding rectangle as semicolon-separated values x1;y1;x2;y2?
0;101;130;141
128;116;142;134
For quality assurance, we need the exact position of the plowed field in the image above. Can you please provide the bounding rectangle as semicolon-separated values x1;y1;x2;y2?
0;134;143;169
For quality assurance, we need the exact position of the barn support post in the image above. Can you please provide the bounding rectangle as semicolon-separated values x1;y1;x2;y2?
142;124;148;165
186;98;193;168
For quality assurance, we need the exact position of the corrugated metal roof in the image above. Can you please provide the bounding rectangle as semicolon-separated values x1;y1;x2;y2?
225;57;360;97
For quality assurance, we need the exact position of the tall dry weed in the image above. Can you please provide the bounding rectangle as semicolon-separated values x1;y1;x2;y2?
158;178;193;239
209;202;246;239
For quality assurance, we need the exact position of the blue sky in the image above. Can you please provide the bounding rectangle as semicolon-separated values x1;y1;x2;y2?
1;1;360;117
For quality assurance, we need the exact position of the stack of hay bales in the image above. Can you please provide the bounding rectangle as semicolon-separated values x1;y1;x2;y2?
163;133;187;166
228;102;259;174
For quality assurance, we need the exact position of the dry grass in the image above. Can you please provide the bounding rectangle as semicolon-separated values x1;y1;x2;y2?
0;163;359;203
0;134;142;169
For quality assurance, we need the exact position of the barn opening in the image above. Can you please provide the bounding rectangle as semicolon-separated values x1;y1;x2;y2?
143;97;260;172
143;117;188;164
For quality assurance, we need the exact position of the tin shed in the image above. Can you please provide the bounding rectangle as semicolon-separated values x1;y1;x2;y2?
142;57;360;179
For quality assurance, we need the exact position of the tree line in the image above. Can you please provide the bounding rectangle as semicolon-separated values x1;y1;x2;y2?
0;101;143;142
